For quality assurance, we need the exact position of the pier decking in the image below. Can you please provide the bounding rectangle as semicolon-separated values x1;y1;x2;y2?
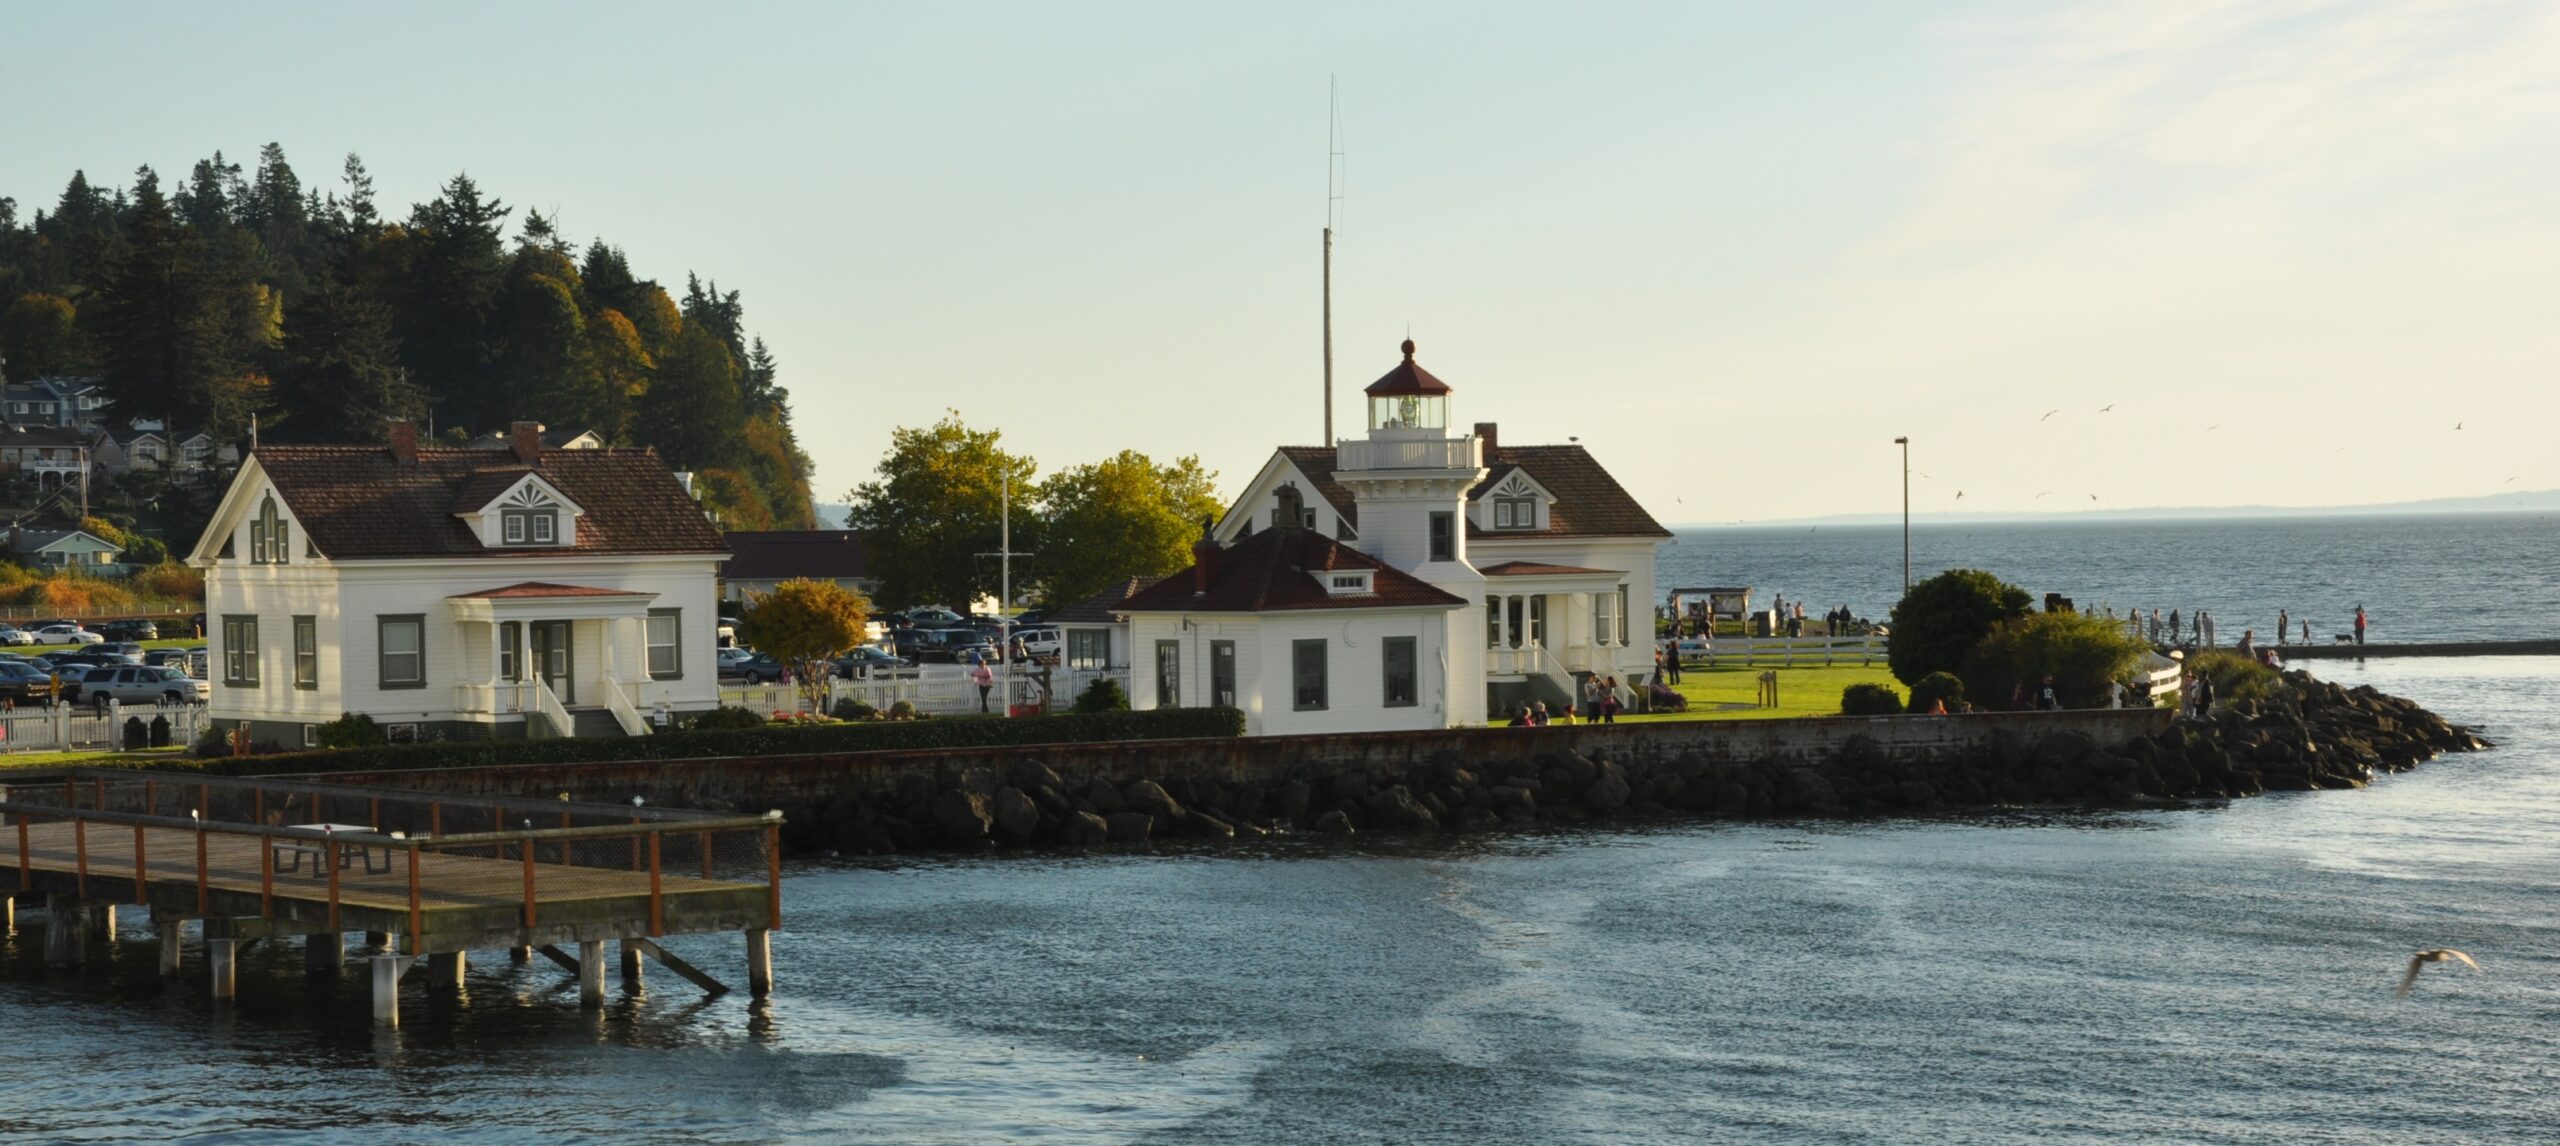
1;770;783;1026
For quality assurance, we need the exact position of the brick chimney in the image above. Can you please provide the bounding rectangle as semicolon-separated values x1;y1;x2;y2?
1191;516;1219;593
1474;421;1499;457
509;421;546;465
386;419;419;463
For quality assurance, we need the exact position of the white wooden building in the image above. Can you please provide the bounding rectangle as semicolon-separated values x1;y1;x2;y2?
1123;339;1670;732
187;421;727;750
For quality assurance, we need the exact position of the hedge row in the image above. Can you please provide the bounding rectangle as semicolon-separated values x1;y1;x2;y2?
128;707;1248;777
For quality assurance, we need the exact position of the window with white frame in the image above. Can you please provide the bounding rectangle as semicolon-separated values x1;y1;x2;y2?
1067;629;1108;670
379;615;425;688
646;609;682;679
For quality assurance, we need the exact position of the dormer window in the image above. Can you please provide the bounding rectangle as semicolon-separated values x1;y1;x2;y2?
249;495;289;564
1487;472;1543;530
493;481;571;547
1325;570;1374;597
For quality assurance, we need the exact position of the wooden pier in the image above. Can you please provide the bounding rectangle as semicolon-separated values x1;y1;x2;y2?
0;769;783;1027
2273;638;2560;660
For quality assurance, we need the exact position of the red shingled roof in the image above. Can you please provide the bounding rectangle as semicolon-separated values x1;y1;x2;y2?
1273;442;1667;539
721;530;872;581
251;445;724;560
1048;574;1166;624
1119;528;1467;614
449;582;653;599
1363;338;1453;396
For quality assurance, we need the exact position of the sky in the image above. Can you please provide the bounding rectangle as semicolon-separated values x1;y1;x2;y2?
5;0;2556;525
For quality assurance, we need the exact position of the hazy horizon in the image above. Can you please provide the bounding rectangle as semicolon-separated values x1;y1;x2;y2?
7;0;2555;521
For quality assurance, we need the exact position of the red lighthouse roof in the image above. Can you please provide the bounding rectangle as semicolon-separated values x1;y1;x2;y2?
1363;338;1453;397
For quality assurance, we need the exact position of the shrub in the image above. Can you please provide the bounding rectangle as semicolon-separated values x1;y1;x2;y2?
1841;682;1905;716
2188;649;2278;703
1965;611;2151;711
127;562;205;602
313;713;387;749
120;536;172;566
1907;671;1965;714
1886;569;2033;685
1073;676;1130;714
888;700;919;721
686;705;768;731
830;697;879;721
128;706;1250;777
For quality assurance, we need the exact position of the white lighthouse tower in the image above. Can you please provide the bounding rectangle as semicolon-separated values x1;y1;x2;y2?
1332;339;1489;725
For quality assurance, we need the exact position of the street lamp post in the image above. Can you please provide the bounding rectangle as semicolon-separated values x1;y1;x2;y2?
1893;436;1909;596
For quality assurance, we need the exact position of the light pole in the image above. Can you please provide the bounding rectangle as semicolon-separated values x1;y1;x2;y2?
1893;437;1909;596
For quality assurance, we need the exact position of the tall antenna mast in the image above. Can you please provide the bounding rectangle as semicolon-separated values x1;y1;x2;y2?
1323;75;1345;446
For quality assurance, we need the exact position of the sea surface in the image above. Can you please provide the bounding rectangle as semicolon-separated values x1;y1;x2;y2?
2;517;2557;1144
1662;511;2560;643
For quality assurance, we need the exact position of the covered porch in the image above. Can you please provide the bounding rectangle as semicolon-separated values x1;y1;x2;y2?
1479;562;1635;712
447;583;669;737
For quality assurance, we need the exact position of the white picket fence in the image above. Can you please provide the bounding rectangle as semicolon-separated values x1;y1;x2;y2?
1676;634;1886;667
719;666;1125;720
0;701;209;755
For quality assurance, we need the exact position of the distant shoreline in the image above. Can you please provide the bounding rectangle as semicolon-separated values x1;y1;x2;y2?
1674;498;2560;531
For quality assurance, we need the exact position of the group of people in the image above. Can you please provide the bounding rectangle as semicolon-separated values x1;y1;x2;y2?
1505;674;1626;727
2133;604;2368;649
1765;594;1858;638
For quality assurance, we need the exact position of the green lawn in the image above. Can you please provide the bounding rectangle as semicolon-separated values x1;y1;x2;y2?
0;746;191;770
1494;662;1902;725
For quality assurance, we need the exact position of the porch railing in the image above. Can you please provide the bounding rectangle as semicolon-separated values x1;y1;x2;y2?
601;675;649;736
528;677;572;739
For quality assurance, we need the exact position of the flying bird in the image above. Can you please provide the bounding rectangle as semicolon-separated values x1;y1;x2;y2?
1954;491;1965;500
2098;405;2113;413
2206;425;2219;432
2040;410;2060;421
2506;477;2518;484
2035;491;2054;499
2454;423;2463;430
2089;494;2099;501
2398;949;2481;998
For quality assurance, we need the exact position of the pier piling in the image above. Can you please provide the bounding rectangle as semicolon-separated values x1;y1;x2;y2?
430;950;467;989
372;954;403;1027
619;939;644;992
306;932;345;976
746;929;772;998
158;920;184;977
577;940;605;1008
208;939;238;999
43;894;83;965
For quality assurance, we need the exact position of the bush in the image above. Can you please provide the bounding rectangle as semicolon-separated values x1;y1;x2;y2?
1907;671;1965;714
129;706;1249;777
1887;569;2033;685
888;700;919;721
1965;611;2151;711
686;706;768;731
2188;649;2278;703
313;713;387;749
1841;682;1905;716
1073;676;1130;714
830;697;879;721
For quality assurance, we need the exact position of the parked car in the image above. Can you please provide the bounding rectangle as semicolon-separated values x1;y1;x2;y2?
831;645;913;679
142;648;194;670
0;625;32;647
898;606;967;629
1011;626;1063;659
0;659;59;705
31;624;102;646
716;649;785;684
103;642;146;658
70;664;209;708
50;651;140;672
98;619;160;641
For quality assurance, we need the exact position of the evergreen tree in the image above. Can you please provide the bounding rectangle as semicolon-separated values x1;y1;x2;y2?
175;152;243;235
242;143;308;293
495;262;607;432
395;173;510;433
273;271;418;442
741;335;786;421
89;174;235;427
579;241;639;314
633;321;749;472
681;273;743;357
586;307;650;442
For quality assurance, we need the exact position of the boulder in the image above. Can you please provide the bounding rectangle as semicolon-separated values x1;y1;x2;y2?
930;789;993;840
1105;811;1154;843
1010;761;1067;792
1273;780;1314;823
2030;730;2097;769
1123;780;1186;822
1488;785;1537;815
1583;771;1632;814
1325;772;1373;804
991;786;1040;844
1060;811;1111;845
957;766;1003;797
1362;785;1439;831
892;773;939;810
1309;809;1356;835
1186;811;1238;840
1083;777;1129;815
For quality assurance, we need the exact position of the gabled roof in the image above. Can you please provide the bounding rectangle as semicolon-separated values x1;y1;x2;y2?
722;530;872;581
1119;528;1466;614
10;528;117;555
1479;561;1617;576
1273;442;1667;540
244;445;723;560
1048;574;1166;624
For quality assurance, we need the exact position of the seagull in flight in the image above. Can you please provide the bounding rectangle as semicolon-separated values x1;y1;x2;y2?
2040;410;2060;422
2098;404;2113;413
2454;422;2463;430
2398;949;2481;998
2089;494;2099;501
2035;491;2054;499
2206;425;2219;432
2506;477;2518;484
1954;491;1965;500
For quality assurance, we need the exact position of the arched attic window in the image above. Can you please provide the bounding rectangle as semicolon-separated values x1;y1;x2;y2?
249;495;289;565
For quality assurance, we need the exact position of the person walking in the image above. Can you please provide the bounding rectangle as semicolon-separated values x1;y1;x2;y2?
2200;611;2216;648
2236;629;2256;659
2168;608;2181;643
1661;638;1683;684
2276;608;2289;647
2036;674;2061;711
969;653;996;713
1600;677;1621;724
2150;608;2163;645
2354;604;2368;645
2301;618;2311;644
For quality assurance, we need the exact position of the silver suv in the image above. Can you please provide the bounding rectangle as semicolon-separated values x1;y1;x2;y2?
77;665;211;708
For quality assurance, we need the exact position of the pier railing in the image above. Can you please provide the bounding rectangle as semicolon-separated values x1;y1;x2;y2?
0;769;783;943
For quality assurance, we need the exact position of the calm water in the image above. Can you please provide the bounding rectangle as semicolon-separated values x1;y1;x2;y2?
1664;512;2560;642
4;519;2557;1143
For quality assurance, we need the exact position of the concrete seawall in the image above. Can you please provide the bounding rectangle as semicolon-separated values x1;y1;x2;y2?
2273;639;2560;660
304;709;2175;810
